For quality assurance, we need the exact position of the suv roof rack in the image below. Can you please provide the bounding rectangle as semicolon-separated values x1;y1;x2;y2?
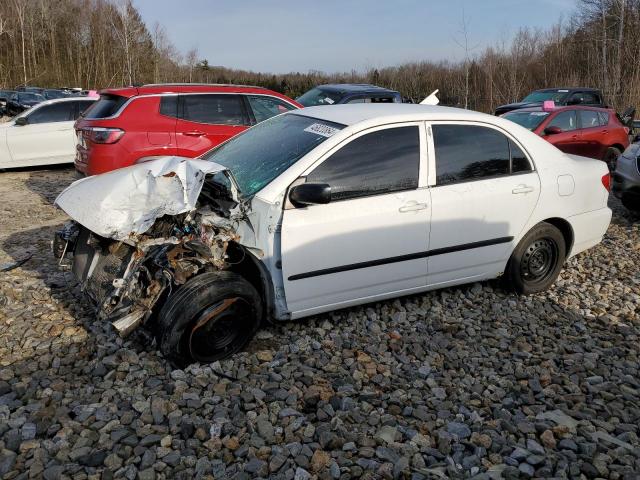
142;82;266;89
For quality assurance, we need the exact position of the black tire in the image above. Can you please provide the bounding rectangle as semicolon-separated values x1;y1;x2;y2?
505;222;566;295
156;271;262;366
621;194;640;212
603;147;622;172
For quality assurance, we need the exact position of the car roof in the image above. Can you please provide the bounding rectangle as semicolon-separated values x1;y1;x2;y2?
534;87;600;92
290;103;488;126
29;97;97;107
316;83;399;94
507;105;613;114
100;84;289;98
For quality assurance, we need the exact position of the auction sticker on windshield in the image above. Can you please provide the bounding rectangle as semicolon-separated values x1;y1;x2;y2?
304;123;340;137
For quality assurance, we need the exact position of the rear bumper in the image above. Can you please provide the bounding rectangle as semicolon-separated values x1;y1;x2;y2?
566;207;612;258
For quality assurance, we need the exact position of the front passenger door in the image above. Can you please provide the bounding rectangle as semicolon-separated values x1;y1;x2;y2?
281;124;430;317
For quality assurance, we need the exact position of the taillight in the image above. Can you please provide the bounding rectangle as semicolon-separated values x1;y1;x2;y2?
84;127;124;144
601;173;611;192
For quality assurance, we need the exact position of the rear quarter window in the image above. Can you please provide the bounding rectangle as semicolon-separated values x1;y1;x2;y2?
83;94;128;119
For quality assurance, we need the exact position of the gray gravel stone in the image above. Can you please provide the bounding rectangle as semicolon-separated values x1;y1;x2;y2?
1;170;639;479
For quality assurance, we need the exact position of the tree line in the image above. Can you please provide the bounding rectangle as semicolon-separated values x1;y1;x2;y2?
0;0;639;113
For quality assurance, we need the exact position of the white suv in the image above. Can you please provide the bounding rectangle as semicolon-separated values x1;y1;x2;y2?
55;104;611;364
0;97;96;169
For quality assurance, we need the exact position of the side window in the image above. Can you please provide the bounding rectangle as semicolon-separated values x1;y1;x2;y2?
432;125;510;185
581;92;598;104
181;94;246;125
345;97;365;104
306;126;420;201
27;103;74;124
510;140;532;173
370;96;395;103
579;110;601;128
598;111;609;125
73;101;95;119
547;111;577;131
246;95;296;123
160;96;178;118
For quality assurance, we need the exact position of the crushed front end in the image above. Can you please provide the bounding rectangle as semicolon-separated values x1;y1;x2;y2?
53;157;250;337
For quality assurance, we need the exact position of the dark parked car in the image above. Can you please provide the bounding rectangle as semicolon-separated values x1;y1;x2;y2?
297;84;402;106
495;88;605;116
6;91;45;116
43;89;69;100
0;90;16;116
612;142;640;212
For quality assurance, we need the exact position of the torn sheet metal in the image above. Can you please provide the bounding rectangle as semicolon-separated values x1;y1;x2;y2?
55;157;231;241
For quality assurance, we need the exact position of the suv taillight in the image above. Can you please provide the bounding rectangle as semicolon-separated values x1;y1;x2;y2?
84;127;124;144
601;173;611;192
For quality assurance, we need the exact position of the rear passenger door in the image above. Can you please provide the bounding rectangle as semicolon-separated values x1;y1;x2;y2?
577;109;606;159
426;123;540;286
175;94;250;156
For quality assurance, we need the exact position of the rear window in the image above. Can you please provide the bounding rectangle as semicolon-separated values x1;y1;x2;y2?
83;94;128;119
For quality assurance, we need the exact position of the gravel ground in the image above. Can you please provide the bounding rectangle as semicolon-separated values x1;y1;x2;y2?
0;167;639;480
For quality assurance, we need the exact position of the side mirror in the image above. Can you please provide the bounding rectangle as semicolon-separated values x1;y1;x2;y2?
544;126;562;136
14;117;27;126
289;182;331;207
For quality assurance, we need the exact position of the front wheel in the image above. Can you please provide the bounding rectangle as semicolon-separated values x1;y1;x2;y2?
505;222;566;295
156;271;262;366
603;147;622;172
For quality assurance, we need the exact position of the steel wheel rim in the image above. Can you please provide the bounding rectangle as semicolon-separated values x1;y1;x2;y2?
520;237;558;284
186;298;253;362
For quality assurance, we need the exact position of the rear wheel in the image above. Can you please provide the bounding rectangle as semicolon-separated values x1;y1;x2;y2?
156;271;262;366
603;147;622;171
505;222;566;294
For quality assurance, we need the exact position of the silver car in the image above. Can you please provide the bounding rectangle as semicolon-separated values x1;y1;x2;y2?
613;142;640;212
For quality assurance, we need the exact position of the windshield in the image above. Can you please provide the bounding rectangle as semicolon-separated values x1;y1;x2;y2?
201;113;344;197
521;90;568;103
296;88;343;107
503;111;550;130
18;93;44;102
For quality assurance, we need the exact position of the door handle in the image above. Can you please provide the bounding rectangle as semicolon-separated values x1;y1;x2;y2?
571;134;578;140
512;185;534;194
183;131;205;137
399;202;428;212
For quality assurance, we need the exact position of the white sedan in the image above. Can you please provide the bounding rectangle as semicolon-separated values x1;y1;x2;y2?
0;97;96;169
55;104;612;363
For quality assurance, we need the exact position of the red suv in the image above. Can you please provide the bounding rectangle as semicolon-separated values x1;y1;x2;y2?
503;105;629;169
75;84;302;175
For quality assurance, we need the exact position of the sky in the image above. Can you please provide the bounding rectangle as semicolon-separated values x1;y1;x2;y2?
134;0;576;74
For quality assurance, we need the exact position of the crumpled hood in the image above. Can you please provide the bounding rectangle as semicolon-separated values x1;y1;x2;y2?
55;156;231;241
495;101;543;113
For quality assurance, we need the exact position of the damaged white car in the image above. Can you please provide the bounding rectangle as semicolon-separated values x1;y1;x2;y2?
53;104;612;365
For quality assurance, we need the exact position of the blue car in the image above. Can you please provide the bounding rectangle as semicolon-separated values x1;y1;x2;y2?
297;84;402;106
